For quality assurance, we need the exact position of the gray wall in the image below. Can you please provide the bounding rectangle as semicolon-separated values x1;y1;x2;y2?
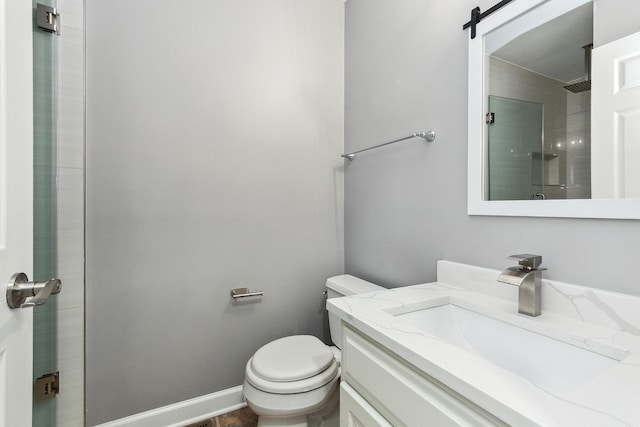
85;1;344;424
344;0;640;296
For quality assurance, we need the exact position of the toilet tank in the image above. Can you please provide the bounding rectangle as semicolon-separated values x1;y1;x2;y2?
325;275;384;349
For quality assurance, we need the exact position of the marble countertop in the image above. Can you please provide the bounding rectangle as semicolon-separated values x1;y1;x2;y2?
327;261;640;427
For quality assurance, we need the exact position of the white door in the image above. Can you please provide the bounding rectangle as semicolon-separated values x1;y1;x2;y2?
591;31;640;199
0;1;34;426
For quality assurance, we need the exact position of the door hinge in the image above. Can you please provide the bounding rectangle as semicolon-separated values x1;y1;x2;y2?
486;112;495;124
36;4;60;35
35;372;60;402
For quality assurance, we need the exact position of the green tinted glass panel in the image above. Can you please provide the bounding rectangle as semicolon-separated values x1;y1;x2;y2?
33;0;59;425
488;96;544;201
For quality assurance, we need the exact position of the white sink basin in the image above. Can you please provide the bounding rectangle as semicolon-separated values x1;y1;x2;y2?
391;302;624;392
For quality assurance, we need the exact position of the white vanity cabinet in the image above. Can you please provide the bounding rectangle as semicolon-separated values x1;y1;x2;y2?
329;264;640;426
340;383;393;427
340;326;507;427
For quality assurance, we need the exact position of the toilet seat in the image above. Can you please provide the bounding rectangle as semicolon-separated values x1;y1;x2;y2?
246;358;339;394
246;335;339;394
251;335;334;381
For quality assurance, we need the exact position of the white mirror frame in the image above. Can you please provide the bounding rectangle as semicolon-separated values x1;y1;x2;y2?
467;0;640;219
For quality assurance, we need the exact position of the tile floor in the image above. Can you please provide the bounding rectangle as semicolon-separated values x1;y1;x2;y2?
185;406;258;427
217;407;258;427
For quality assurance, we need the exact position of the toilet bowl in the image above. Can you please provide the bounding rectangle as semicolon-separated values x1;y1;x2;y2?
243;335;340;426
243;275;383;427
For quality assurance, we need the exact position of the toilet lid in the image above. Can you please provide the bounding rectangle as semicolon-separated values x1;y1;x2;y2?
245;358;339;394
251;335;334;382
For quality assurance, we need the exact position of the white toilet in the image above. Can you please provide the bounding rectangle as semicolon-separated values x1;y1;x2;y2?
243;275;383;427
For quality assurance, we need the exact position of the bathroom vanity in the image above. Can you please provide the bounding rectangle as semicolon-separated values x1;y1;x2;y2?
339;325;506;426
328;261;640;426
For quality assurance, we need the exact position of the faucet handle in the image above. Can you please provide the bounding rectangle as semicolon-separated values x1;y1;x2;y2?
507;254;542;270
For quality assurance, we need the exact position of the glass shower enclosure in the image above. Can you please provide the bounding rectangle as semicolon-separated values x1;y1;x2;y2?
487;96;549;200
32;1;59;425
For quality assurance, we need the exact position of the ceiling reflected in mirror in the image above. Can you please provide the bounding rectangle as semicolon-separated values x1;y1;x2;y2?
491;3;593;84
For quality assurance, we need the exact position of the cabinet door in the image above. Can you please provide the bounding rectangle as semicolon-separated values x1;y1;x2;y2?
341;383;393;427
343;327;507;426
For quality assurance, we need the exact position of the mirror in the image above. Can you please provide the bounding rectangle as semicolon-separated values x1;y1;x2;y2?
467;0;640;218
487;2;592;201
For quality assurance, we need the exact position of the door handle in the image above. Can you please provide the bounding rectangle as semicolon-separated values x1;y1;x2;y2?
6;273;62;309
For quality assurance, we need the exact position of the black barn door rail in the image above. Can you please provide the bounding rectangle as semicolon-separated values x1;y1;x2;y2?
463;0;516;39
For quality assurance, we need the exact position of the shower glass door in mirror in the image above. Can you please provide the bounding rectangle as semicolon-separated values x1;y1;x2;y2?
485;2;592;201
487;96;545;200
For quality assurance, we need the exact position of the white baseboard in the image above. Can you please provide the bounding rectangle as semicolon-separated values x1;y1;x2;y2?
93;385;245;427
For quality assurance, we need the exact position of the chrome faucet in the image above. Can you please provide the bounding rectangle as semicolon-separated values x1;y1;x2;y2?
497;254;546;317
